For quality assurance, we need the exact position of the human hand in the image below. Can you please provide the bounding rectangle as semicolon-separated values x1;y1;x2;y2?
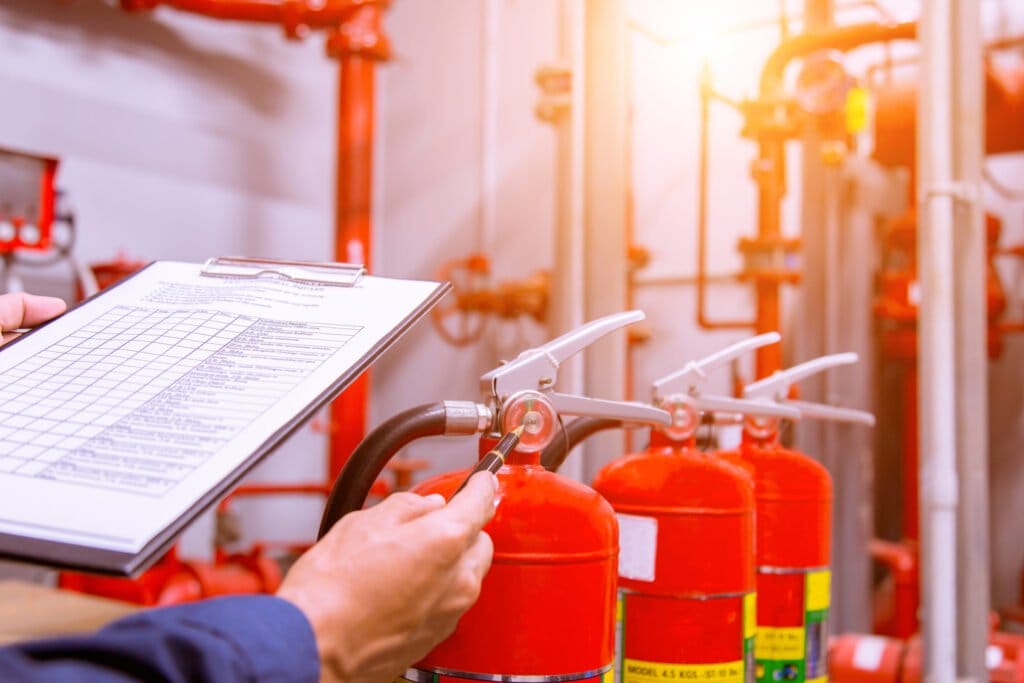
0;292;67;345
278;471;497;683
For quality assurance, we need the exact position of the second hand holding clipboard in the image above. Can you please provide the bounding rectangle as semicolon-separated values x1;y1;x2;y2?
0;258;450;575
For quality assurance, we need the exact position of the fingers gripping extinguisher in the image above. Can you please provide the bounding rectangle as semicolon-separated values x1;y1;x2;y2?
319;311;672;683
541;333;799;683
718;354;875;683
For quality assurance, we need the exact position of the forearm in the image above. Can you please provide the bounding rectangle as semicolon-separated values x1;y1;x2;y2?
0;595;319;683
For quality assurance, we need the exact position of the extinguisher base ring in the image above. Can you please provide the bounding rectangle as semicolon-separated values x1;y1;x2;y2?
401;663;613;683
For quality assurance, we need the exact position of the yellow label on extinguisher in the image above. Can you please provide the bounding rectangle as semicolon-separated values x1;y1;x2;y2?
623;659;745;683
754;627;806;660
804;570;831;614
743;593;757;641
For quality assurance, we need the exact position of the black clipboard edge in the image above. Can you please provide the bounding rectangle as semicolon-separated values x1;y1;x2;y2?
0;267;451;577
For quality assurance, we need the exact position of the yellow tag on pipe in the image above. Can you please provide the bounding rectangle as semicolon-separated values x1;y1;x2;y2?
845;86;870;134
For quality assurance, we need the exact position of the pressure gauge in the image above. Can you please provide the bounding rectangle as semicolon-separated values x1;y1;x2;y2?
794;51;851;116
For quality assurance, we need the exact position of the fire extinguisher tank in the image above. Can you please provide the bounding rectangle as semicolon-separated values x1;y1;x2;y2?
724;353;874;683
593;430;757;680
412;444;618;681
724;443;832;570
321;312;673;682
716;444;833;683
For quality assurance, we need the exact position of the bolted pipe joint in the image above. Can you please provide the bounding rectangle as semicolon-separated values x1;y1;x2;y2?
326;3;392;60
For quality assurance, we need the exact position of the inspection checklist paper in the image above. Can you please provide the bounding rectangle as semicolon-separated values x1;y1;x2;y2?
0;260;448;574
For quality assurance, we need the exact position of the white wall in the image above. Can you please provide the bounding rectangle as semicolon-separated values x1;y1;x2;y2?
0;0;560;566
2;0;1024;618
0;0;337;563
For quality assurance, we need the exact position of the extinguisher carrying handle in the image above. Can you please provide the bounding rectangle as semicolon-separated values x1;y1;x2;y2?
778;399;876;427
540;417;629;473
318;401;491;539
692;394;800;420
546;392;672;427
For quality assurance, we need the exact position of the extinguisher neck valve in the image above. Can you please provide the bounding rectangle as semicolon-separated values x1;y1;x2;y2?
652;332;782;399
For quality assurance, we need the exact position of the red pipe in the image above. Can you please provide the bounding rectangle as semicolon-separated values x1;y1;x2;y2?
750;21;916;377
326;5;390;478
875;62;1024;167
696;65;757;332
902;366;919;542
870;539;919;638
121;0;379;38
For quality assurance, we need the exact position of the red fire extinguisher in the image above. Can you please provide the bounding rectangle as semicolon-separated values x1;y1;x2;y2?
718;354;875;683
829;629;1024;683
319;311;672;683
540;333;799;683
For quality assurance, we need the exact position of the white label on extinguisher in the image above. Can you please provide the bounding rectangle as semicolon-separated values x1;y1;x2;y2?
907;280;921;307
851;636;886;671
616;513;657;582
987;645;1004;670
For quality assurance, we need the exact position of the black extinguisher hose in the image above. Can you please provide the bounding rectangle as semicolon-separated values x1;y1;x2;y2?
540;417;625;473
318;402;449;539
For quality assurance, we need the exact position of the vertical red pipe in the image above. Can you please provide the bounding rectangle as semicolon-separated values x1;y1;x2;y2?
753;138;785;377
328;5;390;479
903;364;919;543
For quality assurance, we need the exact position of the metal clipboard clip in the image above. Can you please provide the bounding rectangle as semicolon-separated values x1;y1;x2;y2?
200;257;366;287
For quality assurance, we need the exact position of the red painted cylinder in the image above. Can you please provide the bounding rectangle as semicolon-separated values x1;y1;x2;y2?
829;631;1024;683
874;63;1024;168
404;438;618;682
719;439;832;683
828;634;907;683
591;430;757;683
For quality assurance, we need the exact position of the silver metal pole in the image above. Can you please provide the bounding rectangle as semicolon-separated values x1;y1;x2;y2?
581;0;629;479
917;0;960;679
952;0;989;678
550;0;587;483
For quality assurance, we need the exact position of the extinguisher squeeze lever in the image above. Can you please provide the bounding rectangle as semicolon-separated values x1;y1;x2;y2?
742;352;876;427
481;310;672;430
650;332;799;422
540;333;798;472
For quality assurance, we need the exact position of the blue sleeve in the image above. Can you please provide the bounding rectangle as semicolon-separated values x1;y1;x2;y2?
0;594;319;683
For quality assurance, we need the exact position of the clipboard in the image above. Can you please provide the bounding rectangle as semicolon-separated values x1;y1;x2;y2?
0;258;450;576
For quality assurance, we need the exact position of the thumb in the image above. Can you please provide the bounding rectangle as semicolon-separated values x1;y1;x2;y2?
439;472;498;539
0;293;66;332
